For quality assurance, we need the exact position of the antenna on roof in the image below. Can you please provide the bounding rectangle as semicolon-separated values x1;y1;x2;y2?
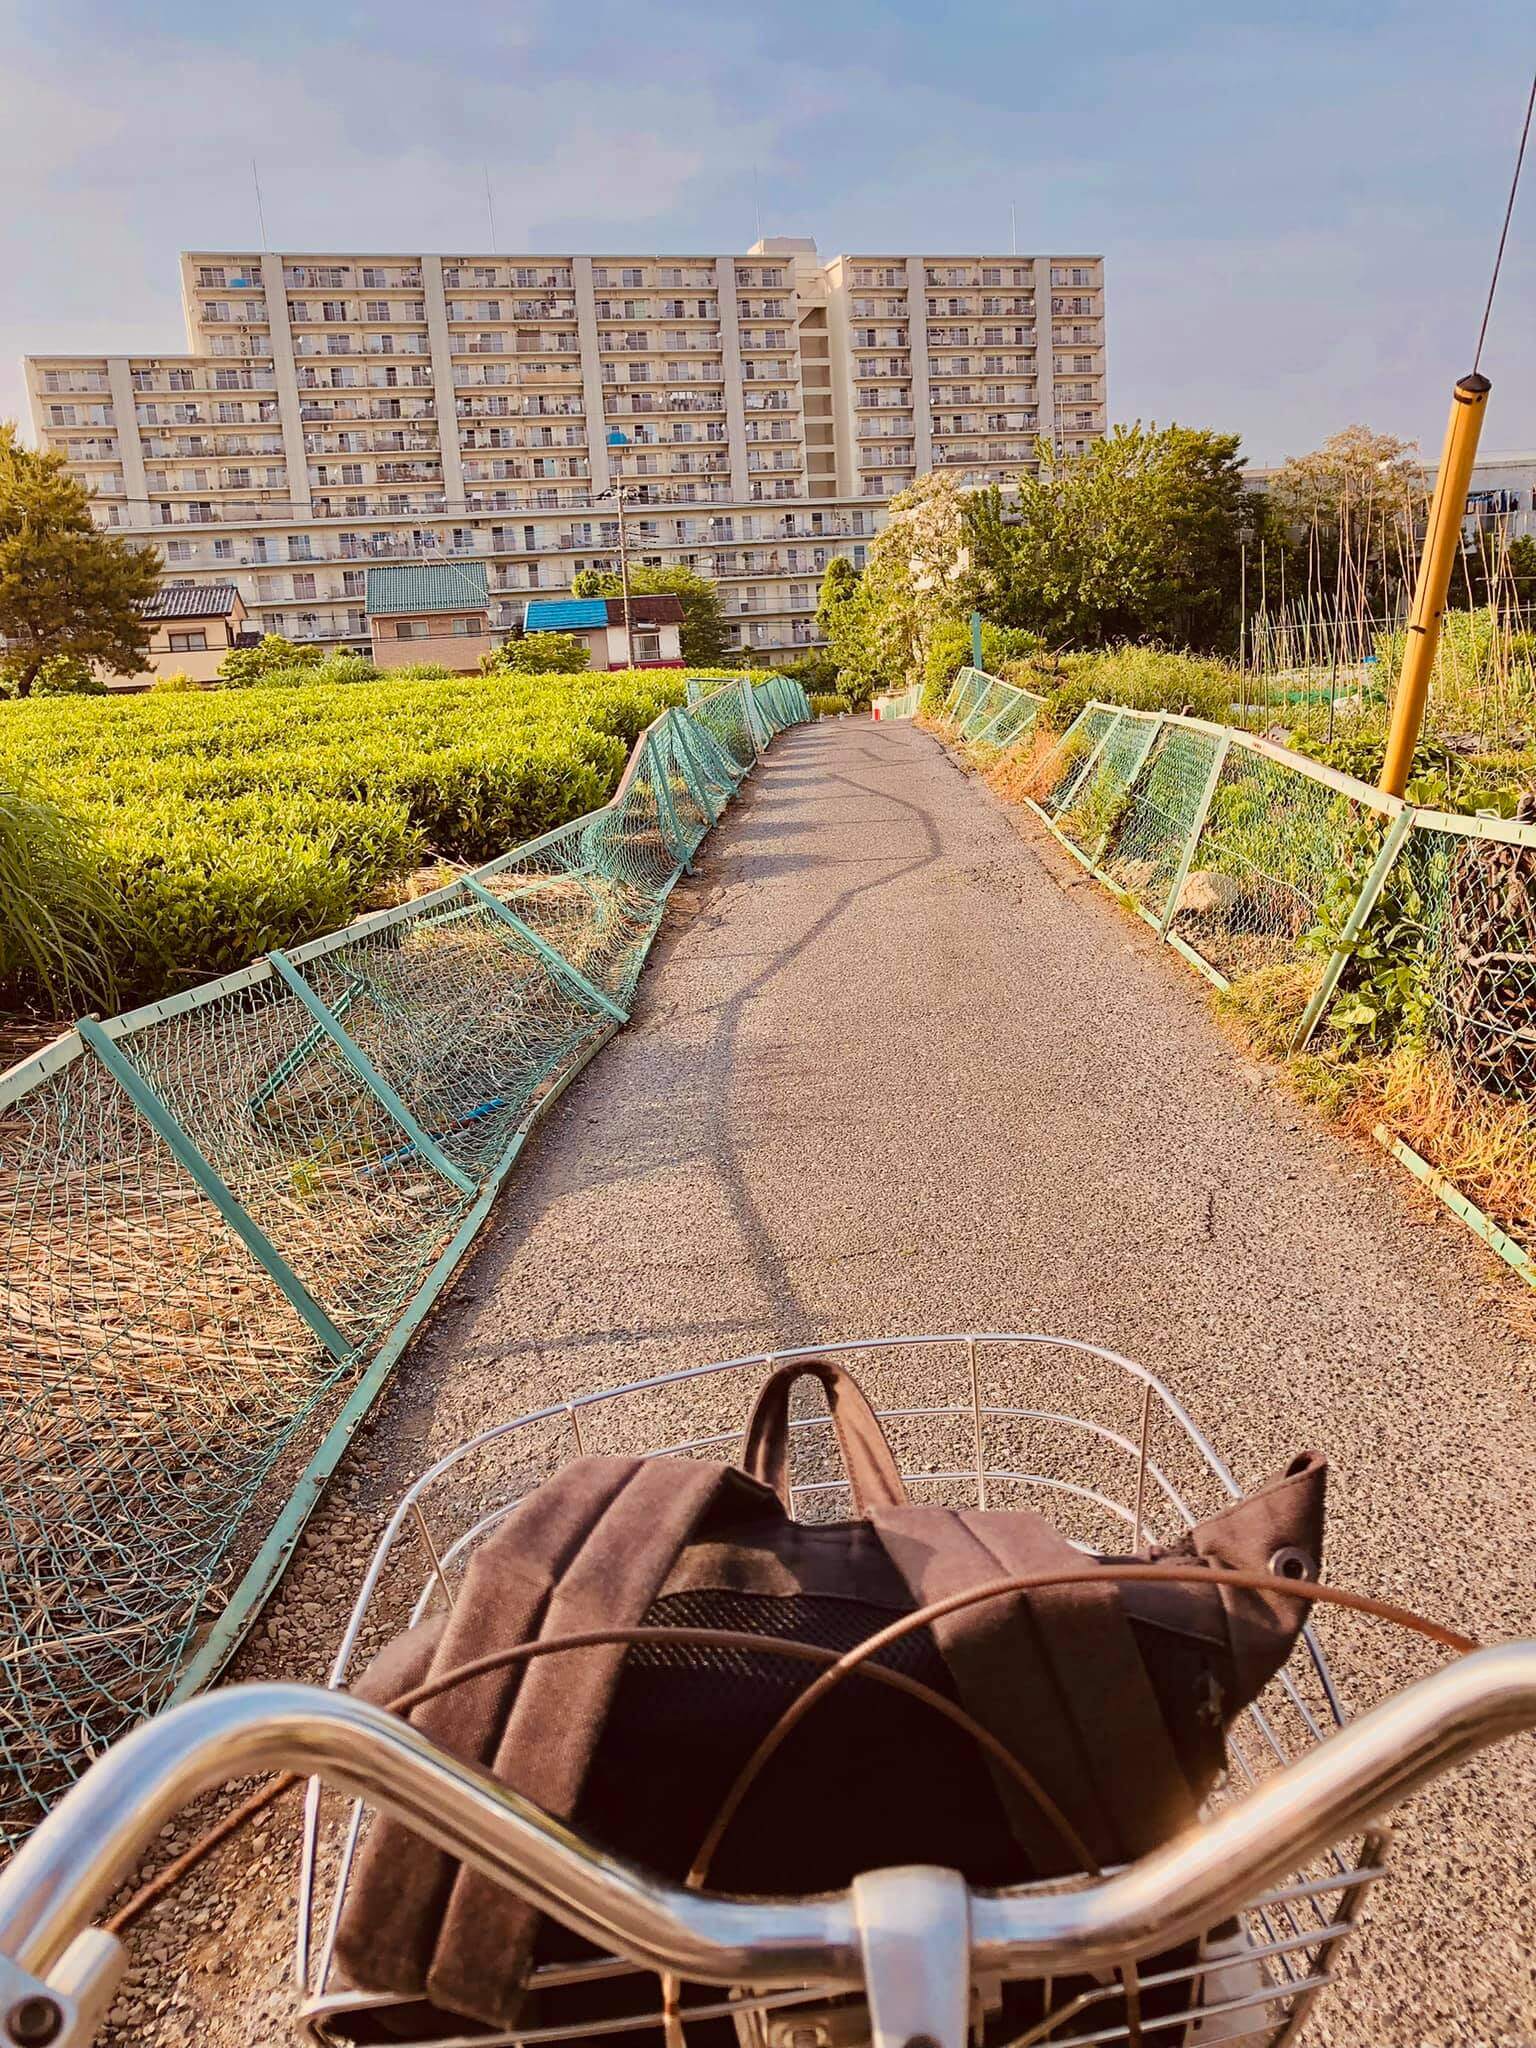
485;167;499;252
252;159;268;250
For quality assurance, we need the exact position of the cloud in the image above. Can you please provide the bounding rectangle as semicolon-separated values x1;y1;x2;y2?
2;0;1532;463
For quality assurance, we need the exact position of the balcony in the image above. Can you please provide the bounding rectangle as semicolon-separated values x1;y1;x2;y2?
604;392;726;417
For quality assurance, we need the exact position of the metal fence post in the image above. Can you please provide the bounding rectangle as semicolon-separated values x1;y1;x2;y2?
1159;732;1234;939
76;1016;353;1362
671;712;720;825
1053;706;1124;818
647;726;696;874
462;876;629;1024
740;678;771;753
1292;806;1418;1051
1095;715;1163;860
267;951;478;1196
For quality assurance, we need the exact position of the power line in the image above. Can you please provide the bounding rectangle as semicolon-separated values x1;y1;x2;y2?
1473;67;1536;374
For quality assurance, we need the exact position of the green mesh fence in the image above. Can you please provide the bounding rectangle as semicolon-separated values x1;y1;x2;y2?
939;668;1536;1278
0;678;810;1847
943;667;1049;749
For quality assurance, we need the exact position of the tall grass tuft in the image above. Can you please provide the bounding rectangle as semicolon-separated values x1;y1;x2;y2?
0;779;126;1010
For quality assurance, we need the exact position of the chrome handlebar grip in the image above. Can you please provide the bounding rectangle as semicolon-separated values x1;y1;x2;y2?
3;1645;1535;1997
0;1685;862;1990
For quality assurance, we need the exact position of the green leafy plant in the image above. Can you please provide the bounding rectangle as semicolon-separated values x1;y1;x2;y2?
482;632;591;676
0;777;128;1006
217;634;324;687
0;666;691;1004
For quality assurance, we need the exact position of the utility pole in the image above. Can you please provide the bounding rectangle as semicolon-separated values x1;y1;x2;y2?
1379;373;1491;796
614;479;636;669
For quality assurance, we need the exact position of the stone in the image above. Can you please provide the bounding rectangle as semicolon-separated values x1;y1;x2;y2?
1176;869;1243;918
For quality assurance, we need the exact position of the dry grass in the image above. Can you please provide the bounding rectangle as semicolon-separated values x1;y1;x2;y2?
977;723;1074;807
1336;1046;1536;1240
1218;966;1536;1244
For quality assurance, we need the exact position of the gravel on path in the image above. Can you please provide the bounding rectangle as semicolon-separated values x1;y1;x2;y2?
111;716;1535;2047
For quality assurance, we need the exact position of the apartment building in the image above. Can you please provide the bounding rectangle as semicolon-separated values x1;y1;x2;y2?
25;237;1107;662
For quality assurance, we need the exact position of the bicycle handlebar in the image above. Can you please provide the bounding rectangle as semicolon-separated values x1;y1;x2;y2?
4;1644;1535;1999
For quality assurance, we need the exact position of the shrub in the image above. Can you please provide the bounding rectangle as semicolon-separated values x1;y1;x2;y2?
810;693;852;717
482;633;592;675
218;634;324;686
778;650;841;693
308;653;380;686
1042;646;1238;728
149;669;202;693
0;666;692;1005
921;618;1047;713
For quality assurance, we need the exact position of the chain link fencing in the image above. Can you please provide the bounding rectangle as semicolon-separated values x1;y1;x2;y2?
0;676;810;1848
938;669;1536;1269
943;665;1048;749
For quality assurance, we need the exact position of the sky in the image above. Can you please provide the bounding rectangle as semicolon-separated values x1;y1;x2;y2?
1;0;1533;469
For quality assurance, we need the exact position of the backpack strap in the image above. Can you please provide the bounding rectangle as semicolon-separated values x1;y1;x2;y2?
336;1456;740;2026
870;1506;1201;1872
425;1456;743;2027
339;1456;644;1996
741;1356;908;1513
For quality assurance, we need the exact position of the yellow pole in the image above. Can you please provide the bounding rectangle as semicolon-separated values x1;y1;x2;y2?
1379;372;1491;796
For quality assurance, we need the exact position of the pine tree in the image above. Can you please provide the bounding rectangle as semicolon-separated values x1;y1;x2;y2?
0;423;162;696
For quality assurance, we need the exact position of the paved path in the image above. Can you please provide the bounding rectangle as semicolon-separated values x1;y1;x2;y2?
154;717;1536;2047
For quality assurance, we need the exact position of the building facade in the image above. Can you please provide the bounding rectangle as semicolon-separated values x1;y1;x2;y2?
25;237;1107;664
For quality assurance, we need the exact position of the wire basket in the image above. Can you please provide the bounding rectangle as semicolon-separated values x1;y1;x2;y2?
294;1335;1387;2047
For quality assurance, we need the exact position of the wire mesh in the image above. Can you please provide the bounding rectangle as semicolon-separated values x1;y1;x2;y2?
298;1337;1381;2048
0;683;808;1849
1100;725;1225;925
1035;706;1120;820
1417;821;1536;1098
1051;712;1162;856
1167;745;1387;985
0;1047;342;1847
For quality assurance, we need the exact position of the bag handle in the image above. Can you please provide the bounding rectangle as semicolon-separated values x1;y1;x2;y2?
741;1357;909;1514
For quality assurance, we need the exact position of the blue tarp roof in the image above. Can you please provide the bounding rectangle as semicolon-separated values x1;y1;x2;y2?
523;598;609;632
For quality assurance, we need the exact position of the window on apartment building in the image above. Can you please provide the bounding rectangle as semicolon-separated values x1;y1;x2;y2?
342;570;365;597
394;619;426;639
363;300;391;323
451;616;481;636
165;541;194;562
167;370;195;390
213;538;234;560
197;267;226;288
168;630;208;652
292;573;317;599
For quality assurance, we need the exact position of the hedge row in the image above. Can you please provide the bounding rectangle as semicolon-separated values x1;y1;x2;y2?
0;669;687;1006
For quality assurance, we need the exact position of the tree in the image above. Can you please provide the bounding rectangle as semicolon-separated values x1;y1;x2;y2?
1266;425;1427;615
0;423;161;697
570;562;727;667
814;557;882;707
218;633;324;686
481;631;591;675
860;469;974;685
966;423;1253;651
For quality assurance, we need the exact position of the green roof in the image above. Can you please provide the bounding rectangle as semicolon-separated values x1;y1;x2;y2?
365;561;491;616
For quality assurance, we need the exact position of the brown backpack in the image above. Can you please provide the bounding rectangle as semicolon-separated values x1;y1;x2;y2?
336;1357;1326;2041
